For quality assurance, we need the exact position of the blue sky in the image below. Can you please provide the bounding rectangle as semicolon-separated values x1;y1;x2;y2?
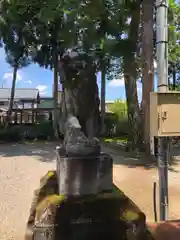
0;47;145;101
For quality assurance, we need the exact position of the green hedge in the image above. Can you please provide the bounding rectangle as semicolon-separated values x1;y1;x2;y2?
0;122;54;142
0;127;22;142
103;112;128;137
114;117;128;136
33;122;54;140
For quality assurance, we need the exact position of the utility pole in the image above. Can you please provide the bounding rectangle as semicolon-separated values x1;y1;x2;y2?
156;0;169;221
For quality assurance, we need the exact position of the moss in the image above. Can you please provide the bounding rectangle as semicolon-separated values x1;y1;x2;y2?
26;170;59;227
35;186;143;225
31;172;147;240
47;171;55;177
36;194;66;220
121;209;139;222
40;170;57;187
103;137;128;144
37;194;65;209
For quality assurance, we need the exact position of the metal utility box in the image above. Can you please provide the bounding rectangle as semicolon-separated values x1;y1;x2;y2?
150;92;180;137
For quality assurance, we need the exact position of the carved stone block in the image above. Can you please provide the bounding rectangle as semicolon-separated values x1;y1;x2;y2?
56;148;113;195
56;155;100;195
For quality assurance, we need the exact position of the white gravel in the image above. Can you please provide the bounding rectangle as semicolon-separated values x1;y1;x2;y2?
0;143;56;240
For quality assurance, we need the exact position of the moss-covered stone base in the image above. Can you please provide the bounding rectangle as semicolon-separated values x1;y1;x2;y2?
25;171;154;240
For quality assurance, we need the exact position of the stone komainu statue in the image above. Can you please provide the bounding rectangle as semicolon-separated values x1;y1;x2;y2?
58;50;100;138
25;66;154;240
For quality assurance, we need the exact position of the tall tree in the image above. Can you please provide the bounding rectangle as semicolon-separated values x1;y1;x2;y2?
3;0;154;143
102;0;144;150
123;0;142;151
0;1;32;122
53;48;59;139
24;0;126;137
141;0;155;154
5;49;30;120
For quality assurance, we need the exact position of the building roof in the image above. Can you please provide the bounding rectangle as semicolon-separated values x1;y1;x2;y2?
0;88;39;101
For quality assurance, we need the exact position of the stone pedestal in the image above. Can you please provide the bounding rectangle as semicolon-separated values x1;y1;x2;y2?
98;152;113;192
56;147;113;195
25;167;149;240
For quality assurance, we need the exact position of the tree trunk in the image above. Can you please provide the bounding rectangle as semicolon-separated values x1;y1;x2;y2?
59;82;66;134
123;1;142;151
53;52;59;139
124;60;141;151
86;81;100;138
7;65;18;123
141;0;154;154
100;67;106;135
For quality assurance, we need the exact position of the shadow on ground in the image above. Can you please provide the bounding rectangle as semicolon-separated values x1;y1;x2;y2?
0;141;180;171
0;141;59;162
103;143;180;172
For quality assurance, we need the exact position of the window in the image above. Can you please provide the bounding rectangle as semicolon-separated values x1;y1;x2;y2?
24;103;31;108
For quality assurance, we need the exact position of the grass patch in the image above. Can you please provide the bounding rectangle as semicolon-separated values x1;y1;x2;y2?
103;136;128;144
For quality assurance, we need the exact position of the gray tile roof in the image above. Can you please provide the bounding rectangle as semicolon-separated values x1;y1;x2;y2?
0;88;39;100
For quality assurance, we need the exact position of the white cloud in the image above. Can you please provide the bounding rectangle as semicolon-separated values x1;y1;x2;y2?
24;80;32;84
36;85;47;95
3;71;22;82
108;77;124;87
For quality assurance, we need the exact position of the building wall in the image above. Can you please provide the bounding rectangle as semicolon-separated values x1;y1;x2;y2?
0;101;8;108
0;100;37;110
37;99;53;109
99;101;114;113
38;97;114;112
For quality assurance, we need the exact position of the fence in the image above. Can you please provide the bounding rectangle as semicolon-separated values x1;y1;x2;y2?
0;109;53;125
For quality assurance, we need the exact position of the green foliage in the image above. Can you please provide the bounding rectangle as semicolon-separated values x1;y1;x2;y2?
103;100;128;137
0;127;21;142
5;49;31;68
34;122;54;140
0;0;33;68
0;0;179;143
108;100;127;120
168;0;180;80
0;0;179;79
169;84;180;91
0;122;54;142
21;122;54;140
115;118;129;137
103;112;118;137
0;0;132;77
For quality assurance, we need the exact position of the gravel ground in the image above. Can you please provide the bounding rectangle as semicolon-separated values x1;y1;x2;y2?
104;145;180;222
0;142;180;239
0;143;56;240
